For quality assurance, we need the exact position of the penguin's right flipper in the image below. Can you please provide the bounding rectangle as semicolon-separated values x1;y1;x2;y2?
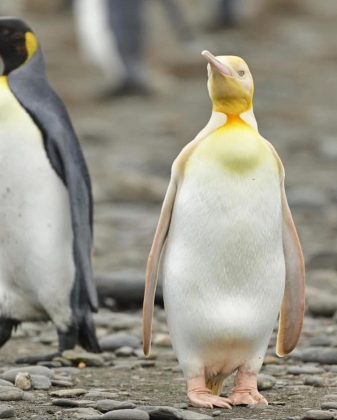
276;178;305;357
143;176;177;356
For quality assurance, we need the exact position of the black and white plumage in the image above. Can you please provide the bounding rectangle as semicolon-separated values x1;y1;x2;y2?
0;17;100;358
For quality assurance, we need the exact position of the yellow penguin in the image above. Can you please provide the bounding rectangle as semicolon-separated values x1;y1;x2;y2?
143;51;305;409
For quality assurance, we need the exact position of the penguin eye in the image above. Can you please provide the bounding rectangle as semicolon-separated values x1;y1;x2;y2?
238;70;245;77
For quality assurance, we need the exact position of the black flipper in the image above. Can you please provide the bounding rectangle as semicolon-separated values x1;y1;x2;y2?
0;318;19;347
8;48;100;352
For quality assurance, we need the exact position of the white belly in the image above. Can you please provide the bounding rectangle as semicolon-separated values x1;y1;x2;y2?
163;158;285;376
0;82;74;328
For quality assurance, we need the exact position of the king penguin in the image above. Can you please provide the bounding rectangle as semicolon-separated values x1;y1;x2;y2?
0;17;100;362
143;51;305;408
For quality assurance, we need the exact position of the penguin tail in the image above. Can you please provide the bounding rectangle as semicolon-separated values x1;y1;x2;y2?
78;311;101;353
0;318;19;347
206;373;226;395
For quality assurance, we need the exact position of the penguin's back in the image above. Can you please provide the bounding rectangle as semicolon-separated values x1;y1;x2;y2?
163;121;285;371
0;77;74;326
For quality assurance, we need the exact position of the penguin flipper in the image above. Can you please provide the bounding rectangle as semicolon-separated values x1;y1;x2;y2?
276;179;305;357
143;176;177;356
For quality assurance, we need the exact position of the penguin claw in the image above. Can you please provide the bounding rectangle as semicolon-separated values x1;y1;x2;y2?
188;391;232;409
228;390;268;406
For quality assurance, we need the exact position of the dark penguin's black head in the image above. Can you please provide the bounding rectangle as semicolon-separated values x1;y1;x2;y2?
0;17;38;75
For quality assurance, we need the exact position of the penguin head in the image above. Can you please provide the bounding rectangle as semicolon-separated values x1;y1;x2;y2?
0;18;38;75
202;50;254;116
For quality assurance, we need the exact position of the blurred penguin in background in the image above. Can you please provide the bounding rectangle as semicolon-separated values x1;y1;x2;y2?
73;0;148;97
73;0;194;98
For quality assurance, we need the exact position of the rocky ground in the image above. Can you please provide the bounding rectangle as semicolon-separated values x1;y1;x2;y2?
1;0;337;419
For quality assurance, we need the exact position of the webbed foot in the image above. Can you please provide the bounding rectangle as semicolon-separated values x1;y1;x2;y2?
228;370;268;406
187;376;232;409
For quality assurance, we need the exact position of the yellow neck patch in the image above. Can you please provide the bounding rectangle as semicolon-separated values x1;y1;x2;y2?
25;32;38;62
188;117;273;175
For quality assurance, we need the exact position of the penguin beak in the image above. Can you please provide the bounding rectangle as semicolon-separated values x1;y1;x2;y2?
201;50;233;78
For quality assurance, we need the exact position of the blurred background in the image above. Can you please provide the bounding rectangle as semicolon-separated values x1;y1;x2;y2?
1;0;337;312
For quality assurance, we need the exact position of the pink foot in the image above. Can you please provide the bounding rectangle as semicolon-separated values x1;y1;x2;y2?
228;370;268;407
187;376;232;409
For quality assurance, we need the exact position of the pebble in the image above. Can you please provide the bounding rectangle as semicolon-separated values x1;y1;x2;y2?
0;382;12;389
62;350;105;367
309;336;333;347
49;388;87;398
257;374;276;390
96;409;150;420
301;410;335;420
96;399;136;412
132;360;156;368
306;288;337;317
0;405;15;419
321;401;337;410
31;374;52;390
288;366;325;375
115;346;134;357
296;348;337;364
304;376;325;387
153;333;172;348
51;379;74;387
85;391;119;400
99;333;141;352
52;399;95;408
1;366;53;382
138;405;213;419
0;386;24;401
14;372;32;391
37;361;62;368
66;407;102;418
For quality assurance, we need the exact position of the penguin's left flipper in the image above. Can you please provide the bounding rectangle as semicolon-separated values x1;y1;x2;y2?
276;177;305;357
143;175;178;356
9;51;99;352
267;143;305;357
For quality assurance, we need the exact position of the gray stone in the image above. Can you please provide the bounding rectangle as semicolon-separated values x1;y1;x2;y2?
52;399;95;408
288;366;325;375
99;409;149;419
99;333;141;352
49;388;87;398
296;348;337;364
0;405;15;419
51;379;74;387
306;287;337;317
0;382;12;389
257;374;276;390
66;407;101;418
321;401;337;410
1;366;53;382
85;391;119;400
137;406;213;419
31;374;52;390
309;336;333;347
96;399;136;412
301;410;335;420
0;386;24;401
62;350;105;367
115;346;134;357
304;376;325;387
